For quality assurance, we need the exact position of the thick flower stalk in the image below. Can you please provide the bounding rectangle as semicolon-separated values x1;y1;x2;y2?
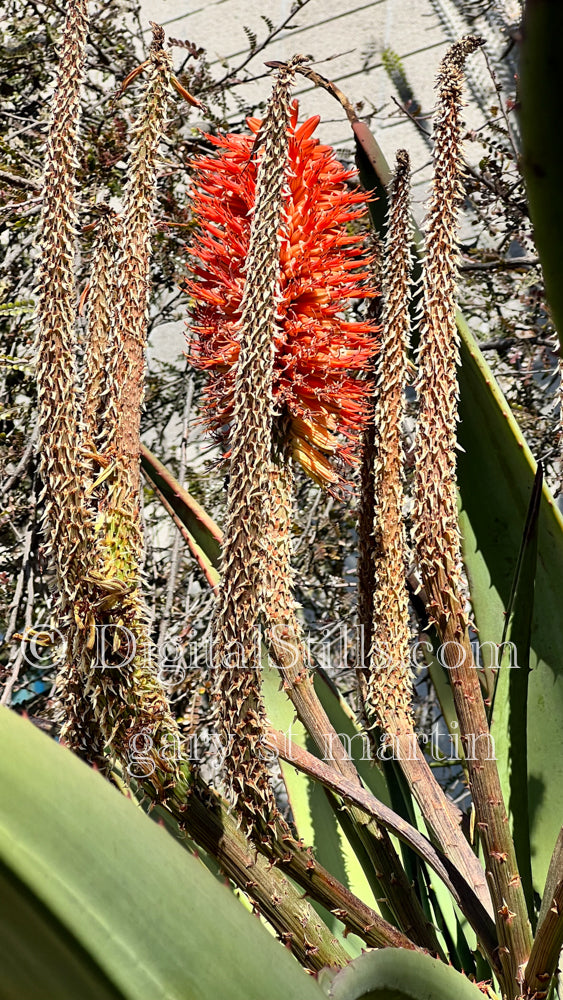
203;62;308;837
413;36;532;995
186;103;378;493
36;0;89;606
75;28;186;786
357;152;491;917
367;149;413;727
34;0;107;761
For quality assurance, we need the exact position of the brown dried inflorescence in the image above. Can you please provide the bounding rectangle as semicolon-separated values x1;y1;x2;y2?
81;208;124;451
412;37;533;991
413;37;483;634
37;13;186;789
76;33;186;785
111;25;172;500
34;0;106;761
36;0;90;607
367;149;413;726
211;61;310;838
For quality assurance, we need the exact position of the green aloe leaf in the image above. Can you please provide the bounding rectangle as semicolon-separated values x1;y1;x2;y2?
0;862;125;1000
519;0;563;345
0;708;325;1000
488;465;542;926
321;948;485;1000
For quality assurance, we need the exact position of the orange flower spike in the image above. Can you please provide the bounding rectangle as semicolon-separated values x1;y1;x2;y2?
186;103;379;490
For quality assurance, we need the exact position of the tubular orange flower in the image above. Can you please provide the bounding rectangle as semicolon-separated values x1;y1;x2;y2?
185;102;378;489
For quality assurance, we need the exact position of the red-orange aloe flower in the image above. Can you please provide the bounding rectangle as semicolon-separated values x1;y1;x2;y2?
185;101;378;489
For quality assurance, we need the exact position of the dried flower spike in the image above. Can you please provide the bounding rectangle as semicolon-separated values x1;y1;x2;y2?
81;207;123;452
34;0;108;762
367;149;413;726
111;26;172;498
413;36;533;993
36;0;90;605
209;60;309;837
414;36;483;632
76;29;187;792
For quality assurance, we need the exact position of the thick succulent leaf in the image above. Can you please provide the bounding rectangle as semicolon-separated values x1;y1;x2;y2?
519;0;563;345
0;708;325;1000
0;862;125;1000
321;948;485;1000
488;465;542;925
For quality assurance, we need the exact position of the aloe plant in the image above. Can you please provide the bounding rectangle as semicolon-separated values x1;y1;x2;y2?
3;3;563;1000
